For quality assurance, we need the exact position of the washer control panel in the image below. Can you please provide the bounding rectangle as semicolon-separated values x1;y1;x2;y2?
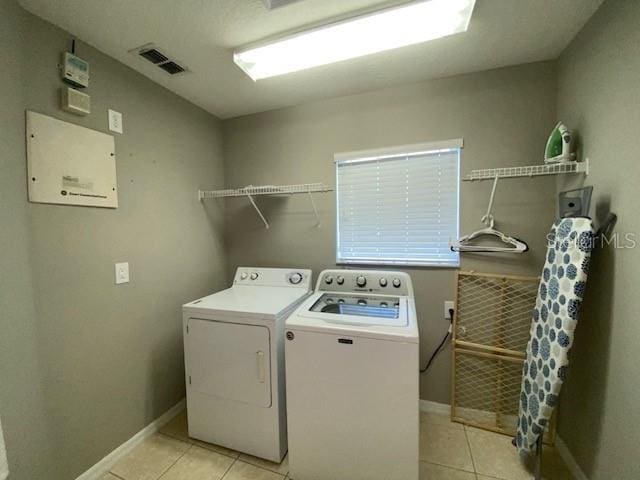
234;267;312;289
316;269;411;296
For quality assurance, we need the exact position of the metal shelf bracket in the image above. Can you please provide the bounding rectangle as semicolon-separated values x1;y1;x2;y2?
308;188;321;228
246;192;269;229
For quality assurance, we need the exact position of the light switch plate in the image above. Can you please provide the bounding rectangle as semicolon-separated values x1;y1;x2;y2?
108;109;123;134
115;262;130;284
444;301;455;319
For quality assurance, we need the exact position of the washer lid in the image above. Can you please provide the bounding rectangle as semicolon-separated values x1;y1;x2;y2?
183;285;310;319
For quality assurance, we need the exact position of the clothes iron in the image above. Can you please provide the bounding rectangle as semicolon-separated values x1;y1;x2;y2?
545;121;575;164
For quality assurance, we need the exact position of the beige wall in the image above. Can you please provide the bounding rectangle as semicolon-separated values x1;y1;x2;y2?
8;1;635;478
555;0;640;478
0;2;226;479
0;1;55;478
223;62;558;403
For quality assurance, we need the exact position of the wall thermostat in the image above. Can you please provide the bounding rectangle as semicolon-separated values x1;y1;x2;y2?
61;52;90;88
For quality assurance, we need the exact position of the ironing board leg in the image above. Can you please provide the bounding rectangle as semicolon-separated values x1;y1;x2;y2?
534;435;543;480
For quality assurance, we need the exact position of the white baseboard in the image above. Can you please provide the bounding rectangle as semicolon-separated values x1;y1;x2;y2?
75;398;186;480
419;399;451;416
555;436;588;480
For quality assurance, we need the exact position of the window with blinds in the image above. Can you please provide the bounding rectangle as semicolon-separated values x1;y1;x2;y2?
335;140;461;267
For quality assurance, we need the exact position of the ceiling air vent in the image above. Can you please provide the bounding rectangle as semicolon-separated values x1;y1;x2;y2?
129;43;189;76
158;61;185;75
139;48;169;64
262;0;305;10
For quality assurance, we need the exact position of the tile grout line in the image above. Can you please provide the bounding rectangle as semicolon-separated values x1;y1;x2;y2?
225;457;289;480
157;431;193;445
221;457;287;479
419;459;478;476
424;458;476;475
156;443;193;480
421;416;477;475
238;454;289;476
157;431;240;461
463;425;480;476
463;426;527;480
219;457;238;480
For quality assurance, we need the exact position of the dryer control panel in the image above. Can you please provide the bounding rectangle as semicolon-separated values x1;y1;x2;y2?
234;267;312;289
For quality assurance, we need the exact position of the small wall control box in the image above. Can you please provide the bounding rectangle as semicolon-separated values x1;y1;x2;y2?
61;87;90;116
61;52;90;88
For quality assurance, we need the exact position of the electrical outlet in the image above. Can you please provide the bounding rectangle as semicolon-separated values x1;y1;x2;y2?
108;109;123;134
115;262;129;284
444;301;455;319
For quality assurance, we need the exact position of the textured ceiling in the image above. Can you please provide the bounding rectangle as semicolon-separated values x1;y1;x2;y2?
19;0;604;119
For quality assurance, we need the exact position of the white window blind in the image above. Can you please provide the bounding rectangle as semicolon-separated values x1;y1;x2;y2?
336;141;460;267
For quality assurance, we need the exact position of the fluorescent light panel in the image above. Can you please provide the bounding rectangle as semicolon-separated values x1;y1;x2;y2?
234;0;476;81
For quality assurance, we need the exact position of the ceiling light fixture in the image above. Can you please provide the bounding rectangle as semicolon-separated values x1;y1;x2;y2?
234;0;476;81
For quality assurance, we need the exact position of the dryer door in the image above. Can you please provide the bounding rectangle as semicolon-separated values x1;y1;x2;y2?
185;318;272;408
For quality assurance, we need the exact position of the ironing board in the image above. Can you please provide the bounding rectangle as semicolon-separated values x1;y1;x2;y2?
515;217;595;455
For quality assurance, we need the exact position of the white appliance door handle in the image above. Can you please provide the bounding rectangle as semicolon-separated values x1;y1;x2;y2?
256;351;265;383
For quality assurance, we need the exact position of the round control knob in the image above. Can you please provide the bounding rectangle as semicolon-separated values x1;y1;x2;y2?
357;299;367;306
392;278;401;288
356;275;367;287
379;278;388;287
336;276;345;285
289;272;303;285
250;272;259;280
240;272;248;280
325;275;334;285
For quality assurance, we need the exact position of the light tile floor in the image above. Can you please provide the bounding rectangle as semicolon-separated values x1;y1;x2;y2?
104;410;573;480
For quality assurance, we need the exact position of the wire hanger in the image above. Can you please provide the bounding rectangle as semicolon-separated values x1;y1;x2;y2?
450;175;529;253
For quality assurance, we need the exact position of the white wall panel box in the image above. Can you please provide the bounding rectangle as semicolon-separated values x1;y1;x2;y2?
61;87;90;116
26;111;118;208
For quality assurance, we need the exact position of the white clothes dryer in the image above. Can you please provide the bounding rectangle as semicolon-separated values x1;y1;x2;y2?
183;267;311;462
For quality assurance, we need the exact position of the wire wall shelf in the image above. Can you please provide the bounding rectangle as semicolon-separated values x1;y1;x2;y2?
199;182;333;199
198;183;333;229
462;159;589;181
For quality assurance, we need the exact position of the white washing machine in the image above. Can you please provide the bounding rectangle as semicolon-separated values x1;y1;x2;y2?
183;267;311;462
285;269;420;480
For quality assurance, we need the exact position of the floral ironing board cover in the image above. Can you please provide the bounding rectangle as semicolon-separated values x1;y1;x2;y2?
515;217;595;453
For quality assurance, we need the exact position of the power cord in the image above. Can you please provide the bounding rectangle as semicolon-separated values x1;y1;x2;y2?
420;308;454;374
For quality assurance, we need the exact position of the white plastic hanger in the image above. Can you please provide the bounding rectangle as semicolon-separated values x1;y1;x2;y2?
450;176;529;253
